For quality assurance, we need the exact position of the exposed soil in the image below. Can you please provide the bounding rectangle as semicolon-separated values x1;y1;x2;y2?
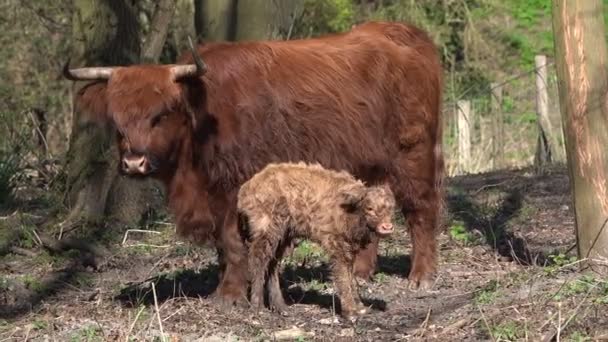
1;165;607;341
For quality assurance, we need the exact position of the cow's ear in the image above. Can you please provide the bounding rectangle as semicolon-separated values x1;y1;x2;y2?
73;81;111;126
179;77;208;131
339;184;367;212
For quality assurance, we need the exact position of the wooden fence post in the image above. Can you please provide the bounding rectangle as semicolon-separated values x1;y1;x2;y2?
457;100;472;174
534;55;554;173
491;83;504;169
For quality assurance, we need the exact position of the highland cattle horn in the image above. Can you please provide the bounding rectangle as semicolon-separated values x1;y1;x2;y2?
170;36;208;81
62;58;115;81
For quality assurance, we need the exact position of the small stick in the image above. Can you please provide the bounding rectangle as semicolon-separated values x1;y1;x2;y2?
417;307;432;338
122;229;161;245
151;282;165;340
477;305;496;342
125;305;146;342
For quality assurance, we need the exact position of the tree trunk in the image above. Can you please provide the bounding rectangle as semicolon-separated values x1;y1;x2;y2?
193;0;302;42
193;0;237;41
234;0;303;41
64;0;164;229
552;0;608;273
141;0;176;63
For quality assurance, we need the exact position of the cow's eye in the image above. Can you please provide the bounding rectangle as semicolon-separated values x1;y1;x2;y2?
151;113;168;127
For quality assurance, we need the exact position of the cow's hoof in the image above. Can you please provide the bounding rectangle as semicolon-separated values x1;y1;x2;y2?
407;276;435;292
211;289;248;309
354;268;374;281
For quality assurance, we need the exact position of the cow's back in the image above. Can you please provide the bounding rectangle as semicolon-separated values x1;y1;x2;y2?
180;22;441;194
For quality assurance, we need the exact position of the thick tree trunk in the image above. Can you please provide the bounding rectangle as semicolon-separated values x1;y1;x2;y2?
234;0;302;40
193;0;302;42
193;0;237;41
64;0;164;228
552;0;608;273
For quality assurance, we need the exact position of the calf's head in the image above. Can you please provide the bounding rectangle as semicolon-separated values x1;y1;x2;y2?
63;39;208;178
340;184;396;236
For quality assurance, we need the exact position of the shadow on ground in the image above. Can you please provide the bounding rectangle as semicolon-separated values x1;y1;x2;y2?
115;267;220;306
0;217;116;319
447;185;549;266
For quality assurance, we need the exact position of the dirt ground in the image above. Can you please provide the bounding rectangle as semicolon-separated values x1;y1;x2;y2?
1;164;608;341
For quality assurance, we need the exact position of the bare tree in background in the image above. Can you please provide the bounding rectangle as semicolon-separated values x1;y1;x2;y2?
552;0;608;273
63;0;175;229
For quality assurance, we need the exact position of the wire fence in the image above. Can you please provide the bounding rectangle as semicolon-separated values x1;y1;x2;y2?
442;56;565;177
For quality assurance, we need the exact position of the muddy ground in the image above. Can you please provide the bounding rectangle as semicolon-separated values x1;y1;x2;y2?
1;164;607;341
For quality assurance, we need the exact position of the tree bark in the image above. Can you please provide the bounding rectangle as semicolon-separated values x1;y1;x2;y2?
193;0;237;41
234;0;303;41
141;0;176;63
64;0;164;229
552;0;608;273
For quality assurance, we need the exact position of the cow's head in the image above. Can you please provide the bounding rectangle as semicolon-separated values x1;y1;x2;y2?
63;38;208;178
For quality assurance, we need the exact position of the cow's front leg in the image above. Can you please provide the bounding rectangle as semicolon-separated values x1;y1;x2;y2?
214;208;249;307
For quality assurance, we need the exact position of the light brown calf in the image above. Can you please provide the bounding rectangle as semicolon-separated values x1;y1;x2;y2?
237;162;396;319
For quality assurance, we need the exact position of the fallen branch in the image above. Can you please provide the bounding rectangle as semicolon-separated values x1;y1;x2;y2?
8;246;38;257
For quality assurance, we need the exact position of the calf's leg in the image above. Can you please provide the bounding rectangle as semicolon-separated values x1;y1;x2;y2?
248;229;281;310
353;235;378;280
267;240;292;313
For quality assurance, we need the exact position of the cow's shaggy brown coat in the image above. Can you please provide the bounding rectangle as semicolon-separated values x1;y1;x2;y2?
238;162;396;319
65;20;444;306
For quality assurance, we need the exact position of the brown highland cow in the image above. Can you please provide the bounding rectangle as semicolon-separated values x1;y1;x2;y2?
63;21;443;306
238;162;396;319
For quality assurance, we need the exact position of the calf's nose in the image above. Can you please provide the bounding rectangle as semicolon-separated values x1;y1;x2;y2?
121;154;148;174
378;222;394;234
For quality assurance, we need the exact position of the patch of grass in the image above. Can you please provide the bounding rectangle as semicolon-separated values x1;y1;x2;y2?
22;274;44;293
0;150;19;205
543;253;577;276
449;221;479;246
288;240;328;265
72;272;94;288
373;272;389;284
552;275;608;303
568;331;592;342
32;319;48;330
475;279;500;305
171;244;191;257
0;276;9;291
490;321;524;341
305;279;328;292
69;324;103;342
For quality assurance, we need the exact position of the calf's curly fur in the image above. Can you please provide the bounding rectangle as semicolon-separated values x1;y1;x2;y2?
238;162;396;319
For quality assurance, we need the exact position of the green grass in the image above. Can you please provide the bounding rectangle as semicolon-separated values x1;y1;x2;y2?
490;321;525;341
449;221;479;246
475;279;500;305
288;240;328;265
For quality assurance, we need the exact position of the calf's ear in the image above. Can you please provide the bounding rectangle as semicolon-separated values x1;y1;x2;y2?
339;184;367;212
73;81;111;126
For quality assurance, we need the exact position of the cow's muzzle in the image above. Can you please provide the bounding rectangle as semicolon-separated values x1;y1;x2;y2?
121;153;152;175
